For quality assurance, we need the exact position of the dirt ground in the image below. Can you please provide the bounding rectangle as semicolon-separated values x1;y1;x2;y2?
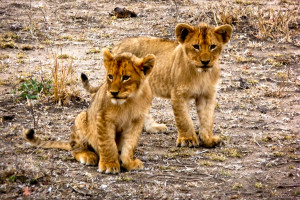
0;0;299;199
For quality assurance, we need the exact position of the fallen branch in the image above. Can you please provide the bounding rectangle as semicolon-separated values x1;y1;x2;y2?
277;184;300;188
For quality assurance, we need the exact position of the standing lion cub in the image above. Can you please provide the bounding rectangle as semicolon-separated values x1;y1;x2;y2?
23;49;155;173
113;23;233;148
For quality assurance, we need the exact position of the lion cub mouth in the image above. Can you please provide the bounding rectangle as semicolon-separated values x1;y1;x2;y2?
111;98;127;105
197;66;212;72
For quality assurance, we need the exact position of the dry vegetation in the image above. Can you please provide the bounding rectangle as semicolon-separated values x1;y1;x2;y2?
0;0;299;199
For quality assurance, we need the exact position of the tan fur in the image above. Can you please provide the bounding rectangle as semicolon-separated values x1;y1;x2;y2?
113;23;233;147
24;49;155;173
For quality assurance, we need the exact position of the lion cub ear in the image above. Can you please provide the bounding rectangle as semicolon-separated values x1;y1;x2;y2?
102;48;113;69
139;54;155;76
214;24;233;44
175;23;194;43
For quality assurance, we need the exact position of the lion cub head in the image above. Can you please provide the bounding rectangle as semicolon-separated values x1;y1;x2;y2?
102;48;155;105
175;23;232;72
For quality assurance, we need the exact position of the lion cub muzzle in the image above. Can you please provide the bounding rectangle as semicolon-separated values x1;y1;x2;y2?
109;90;126;105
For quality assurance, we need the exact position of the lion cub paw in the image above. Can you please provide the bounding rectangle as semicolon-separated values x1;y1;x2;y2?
74;151;99;166
122;158;144;171
98;161;120;174
199;134;220;148
145;123;168;133
176;135;199;147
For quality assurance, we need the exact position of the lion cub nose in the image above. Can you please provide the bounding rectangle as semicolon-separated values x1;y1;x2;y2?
201;60;210;66
110;91;119;97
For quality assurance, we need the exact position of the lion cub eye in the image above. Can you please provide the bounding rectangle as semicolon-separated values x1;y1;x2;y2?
193;44;200;51
122;75;130;81
210;44;217;50
108;74;113;80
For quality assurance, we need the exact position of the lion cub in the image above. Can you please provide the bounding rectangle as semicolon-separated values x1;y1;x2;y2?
24;49;155;173
113;23;233;148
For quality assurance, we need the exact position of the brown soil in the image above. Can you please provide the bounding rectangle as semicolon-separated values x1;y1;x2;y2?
0;0;299;199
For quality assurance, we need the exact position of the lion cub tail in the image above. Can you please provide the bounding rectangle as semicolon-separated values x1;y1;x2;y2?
81;73;100;94
23;129;71;151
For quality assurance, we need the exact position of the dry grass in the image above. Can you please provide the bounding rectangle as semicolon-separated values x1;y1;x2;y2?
52;58;79;105
255;7;298;42
195;0;299;43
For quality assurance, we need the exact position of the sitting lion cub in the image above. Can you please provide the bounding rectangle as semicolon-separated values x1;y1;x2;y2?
23;49;155;173
113;23;232;148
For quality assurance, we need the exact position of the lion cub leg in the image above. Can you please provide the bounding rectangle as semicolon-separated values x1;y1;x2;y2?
119;119;144;171
97;122;120;174
196;96;220;148
144;113;168;133
70;111;99;166
171;93;199;147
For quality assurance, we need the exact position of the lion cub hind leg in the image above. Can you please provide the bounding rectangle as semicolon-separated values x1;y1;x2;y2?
70;111;99;166
144;113;168;133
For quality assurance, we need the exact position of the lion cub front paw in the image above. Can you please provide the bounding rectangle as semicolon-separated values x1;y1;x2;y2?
145;123;168;133
122;158;144;171
176;134;199;147
98;161;120;174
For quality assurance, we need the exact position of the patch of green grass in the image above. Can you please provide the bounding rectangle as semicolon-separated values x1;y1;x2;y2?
57;54;72;59
224;148;242;158
21;44;34;51
8;175;16;182
88;47;101;54
233;0;259;5
60;34;74;41
22;26;33;32
41;39;54;45
232;183;243;190
77;33;86;42
288;165;294;169
17;52;26;59
235;55;258;63
220;135;231;142
261;136;273;142
1;32;19;41
220;169;231;177
205;152;226;162
255;182;263;189
295;190;300;196
159;165;177;171
16;59;25;64
0;41;15;49
247;79;258;85
288;154;300;160
117;175;132;182
0;54;9;60
273;151;285;157
265;58;283;67
17;79;52;99
165;148;194;158
199;160;214;166
0;63;9;72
